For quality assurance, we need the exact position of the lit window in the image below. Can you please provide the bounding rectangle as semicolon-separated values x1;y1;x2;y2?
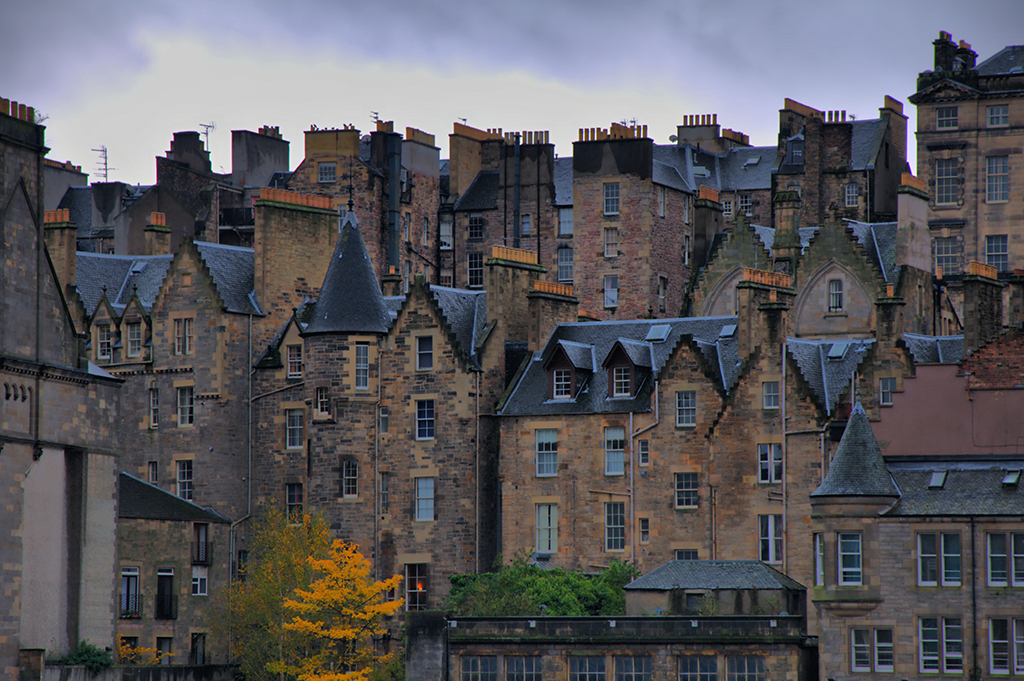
177;460;193;500
557;246;573;283
675;472;698;508
536;503;557;553
604;226;619;257
552;369;572;400
757;443;783;483
558;207;573;236
845;184;859;208
828;279;843;312
637;439;649;467
415;477;434;521
316;386;330;415
604;182;620;215
935;158;958;205
879;377;896;406
177;386;194;427
405;563;428;610
726;656;764;681
468;214;484;240
988;104;1009;128
439;216;453;250
935;236;961;275
416;336;433;370
762;381;779;409
678;655;716;681
461;656;498;681
521;214;531;236
174;318;194;355
342;460;357;498
535;429;558;477
149;388;159;428
127;322;142;357
286;408;303;449
604;426;625;476
318;162;336;183
838;532;862;584
739;193;753;217
604;275;618;308
676;390;696;427
987;156;1010;203
612;366;631;397
416;399;435;439
936;106;958;129
759;514;783;563
614;656;651;680
605;501;625;551
468;253;484;287
287;345;302;378
986;234;1009;272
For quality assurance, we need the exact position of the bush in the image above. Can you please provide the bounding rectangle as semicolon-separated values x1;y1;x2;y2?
49;641;114;676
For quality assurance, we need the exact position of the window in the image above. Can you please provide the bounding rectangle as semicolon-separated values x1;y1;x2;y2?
156;637;173;664
875;629;895;672
814;533;824;586
845;184;859;208
553;369;572;400
506;656;542;681
738;194;753;217
127;322;142;357
615;656;651;680
852;628;894;673
875;376;896;406
415;477;434;521
403;214;410;242
658;186;666;217
612;366;631;397
416;399;435;439
535;429;558;477
148;461;158;484
944;618;964;672
604;227;619;257
637;439;649;467
828;279;843;312
604;275;618;308
189;633;207;666
570;655;605;681
149;388;159;428
405;563;428;610
286;482;303;519
757;443;782;483
988;104;1010;128
675;472;698;508
559;207;573;236
838;532;862;584
987;234;1009;272
606;501;625;551
935;158;958;205
919;617;963;673
422;216;430;247
177;386;194;426
936;106;958;129
378;405;388;433
521;214;531;236
723;200;733;217
461;656;498;681
639;517;650;544
286;408;303;449
676;390;696;427
684;235;690;266
316;386;330;415
95;325;111;360
120;567;140;618
762;381;779;409
174;317;194;355
177;460;193;500
604;182;620;215
990;618;1012;674
287;345;302;378
935;236;961;274
759;515;782;564
379;472;389;513
725;656;764;681
987;155;1010;203
468;253;484;287
659;277;667;313
675;549;699;560
155;569;175;621
851;628;871;672
679;655;717;681
416;336;433;370
318;162;336;183
536;503;558;553
468;214;484;240
440;268;453;287
342;460;357;498
440;216;453;250
605;426;625;475
193;522;209;564
988;532;1024;586
191;566;208;596
557;246;574;283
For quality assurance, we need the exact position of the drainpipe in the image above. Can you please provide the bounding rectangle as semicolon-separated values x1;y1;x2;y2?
629;411;635;563
971;517;978;681
512;134;521;249
374;338;383;581
475;371;481;572
781;340;788;570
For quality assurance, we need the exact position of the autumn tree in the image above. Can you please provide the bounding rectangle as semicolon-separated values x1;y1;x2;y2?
272;540;404;681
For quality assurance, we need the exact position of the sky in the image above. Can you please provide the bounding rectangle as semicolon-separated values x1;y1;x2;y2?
4;0;1022;186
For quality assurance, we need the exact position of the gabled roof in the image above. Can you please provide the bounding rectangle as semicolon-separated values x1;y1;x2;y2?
787;338;873;415
903;333;965;364
303;213;390;335
752;224;818;256
453;170;499;212
718;146;776;192
428;285;488;365
846;220;898;283
118;472;230;522
553;157;574;206
500;317;739;416
607;338;653;369
812;403;898;497
977;45;1024;76
625;560;804;591
57;186;93;234
884;461;1024;516
850;118;888;170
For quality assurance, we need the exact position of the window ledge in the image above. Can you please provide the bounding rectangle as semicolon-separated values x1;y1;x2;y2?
825;311;847;318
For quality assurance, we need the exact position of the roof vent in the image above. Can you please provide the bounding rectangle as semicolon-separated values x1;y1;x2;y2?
928;471;948;489
743;157;760;167
827;341;849;360
1002;470;1021;487
645;324;671;342
719;324;737;338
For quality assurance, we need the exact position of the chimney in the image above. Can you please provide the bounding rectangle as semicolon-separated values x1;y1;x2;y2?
962;261;1004;355
771;190;802;275
735;268;794;360
528;281;578;352
895;174;930;272
692;185;723;267
381;265;403;297
144;212;171;255
485;246;544;349
44;209;77;293
956;40;977;70
933;31;956;72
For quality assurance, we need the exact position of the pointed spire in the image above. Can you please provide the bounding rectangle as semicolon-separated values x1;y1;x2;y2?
812;403;899;497
304;213;390;335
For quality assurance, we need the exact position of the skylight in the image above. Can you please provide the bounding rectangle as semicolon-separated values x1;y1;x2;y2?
719;324;737;338
928;471;947;489
130;261;148;274
827;341;849;359
743;157;760;167
1002;470;1021;486
645;324;671;343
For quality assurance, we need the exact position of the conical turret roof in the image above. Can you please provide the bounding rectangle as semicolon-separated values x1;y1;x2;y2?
812;403;899;497
304;211;390;335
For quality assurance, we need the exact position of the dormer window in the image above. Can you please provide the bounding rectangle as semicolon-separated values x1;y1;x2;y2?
602;340;650;400
612;366;631;397
553;369;572;399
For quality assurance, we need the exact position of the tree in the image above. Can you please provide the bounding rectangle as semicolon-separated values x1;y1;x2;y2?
273;540;404;681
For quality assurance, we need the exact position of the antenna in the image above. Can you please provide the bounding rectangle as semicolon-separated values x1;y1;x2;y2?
370;111;379;123
199;122;216;149
91;146;114;182
457;117;467;124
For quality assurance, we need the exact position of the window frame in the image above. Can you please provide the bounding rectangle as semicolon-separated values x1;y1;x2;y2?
191;566;208;596
521;213;531;236
286;344;302;378
557;246;574;283
935;236;961;275
762;381;779;410
988;104;1010;128
570;656;605;681
467;252;484;288
759;514;783;564
838;532;863;585
416;336;433;371
612;365;631;397
614;655;651;680
535;428;558;477
936;106;958;130
605;501;626;551
558;207;573;236
177;386;194;427
405;563;428;611
286;482;303;520
676;390;696;427
174;317;194;355
986;234;1009;272
352;342;369;390
604;426;625;476
342;459;358;498
96;324;112;360
439;215;453;250
316;386;330;415
604;274;619;308
738;193;753;217
149;388;160;428
845;183;859;208
285;408;304;449
415;477;434;521
827;279;844;312
879;377;896;406
604;227;619;258
468;214;484;240
678;655;717;681
536;503;558;553
987;155;1010;203
552;368;572;400
506;656;542;681
725;655;764;681
757;443;783;484
604;182;620;215
127;322;142;358
935;158;959;205
637;439;649;467
415;399;435;440
177;460;193;500
460;655;498;681
674;472;698;509
875;628;894;672
814;533;824;586
318;162;336;183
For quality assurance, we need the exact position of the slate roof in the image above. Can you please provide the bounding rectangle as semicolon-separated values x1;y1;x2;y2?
903;333;965;364
500;317;740;417
625;560;804;591
850;118;887;170
787;338;874;415
847;220;898;283
453;170;499;211
304;213;390;335
429;286;488;365
554;157;574;206
977;45;1024;76
884;462;1024;516
812;403;899;497
718;146;776;192
119;472;229;522
651;146;693;193
58;186;93;233
752;225;818;256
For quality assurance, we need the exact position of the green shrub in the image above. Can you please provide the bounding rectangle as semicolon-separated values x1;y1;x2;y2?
49;641;114;676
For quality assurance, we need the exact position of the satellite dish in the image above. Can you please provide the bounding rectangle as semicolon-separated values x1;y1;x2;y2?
669;135;678;142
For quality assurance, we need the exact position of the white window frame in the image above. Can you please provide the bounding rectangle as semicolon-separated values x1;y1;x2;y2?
987;155;1010;203
638;517;650;544
637;439;649;467
828;279;844;312
521;213;531;236
342;459;358;498
739;193;753;217
918;532;939;586
440;268;453;287
935;236;961;275
762;381;779;409
723;199;733;217
316;386;330;415
604;426;625;476
439;216;453;250
415;477;434;521
96;324;111;359
286;408;303;449
988;104;1010;128
1015;619;1024;675
149;388;160;428
658;186;665;217
286;345;302;378
986;234;1009;272
674;472;698;509
191;566;208;596
936;106;958;130
318;162;336;183
557;246;573;283
757;443;782;484
468;214;484;240
148;460;158;483
944;617;964;673
558;207;573;236
535;429;558;477
177;460;193;500
416;399;435;440
920;617;940;673
604;275;618;308
612;366;631;397
536;503;557;553
676;390;696;427
759;514;783;564
851;628;871;672
605;501;625;551
177;386;194;427
468;253;484;288
422;217;430;247
991;618;1012;674
379;472;389;514
814;533;824;586
416;336;433;370
552;369;571;400
838;532;862;585
174;317;194;355
875;629;894;673
604;227;619;257
879;377;896;406
127;322;142;357
845;183;859;208
603;182;620;215
936;158;958;205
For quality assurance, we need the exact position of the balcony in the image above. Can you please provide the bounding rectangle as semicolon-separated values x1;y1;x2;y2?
154;594;178;620
218;207;254;228
119;594;142;619
192;540;212;565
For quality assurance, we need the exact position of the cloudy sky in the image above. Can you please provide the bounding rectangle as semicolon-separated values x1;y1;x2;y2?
5;0;1020;185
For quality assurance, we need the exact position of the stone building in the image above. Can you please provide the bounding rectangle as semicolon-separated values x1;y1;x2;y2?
910;31;1024;330
0;97;122;673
